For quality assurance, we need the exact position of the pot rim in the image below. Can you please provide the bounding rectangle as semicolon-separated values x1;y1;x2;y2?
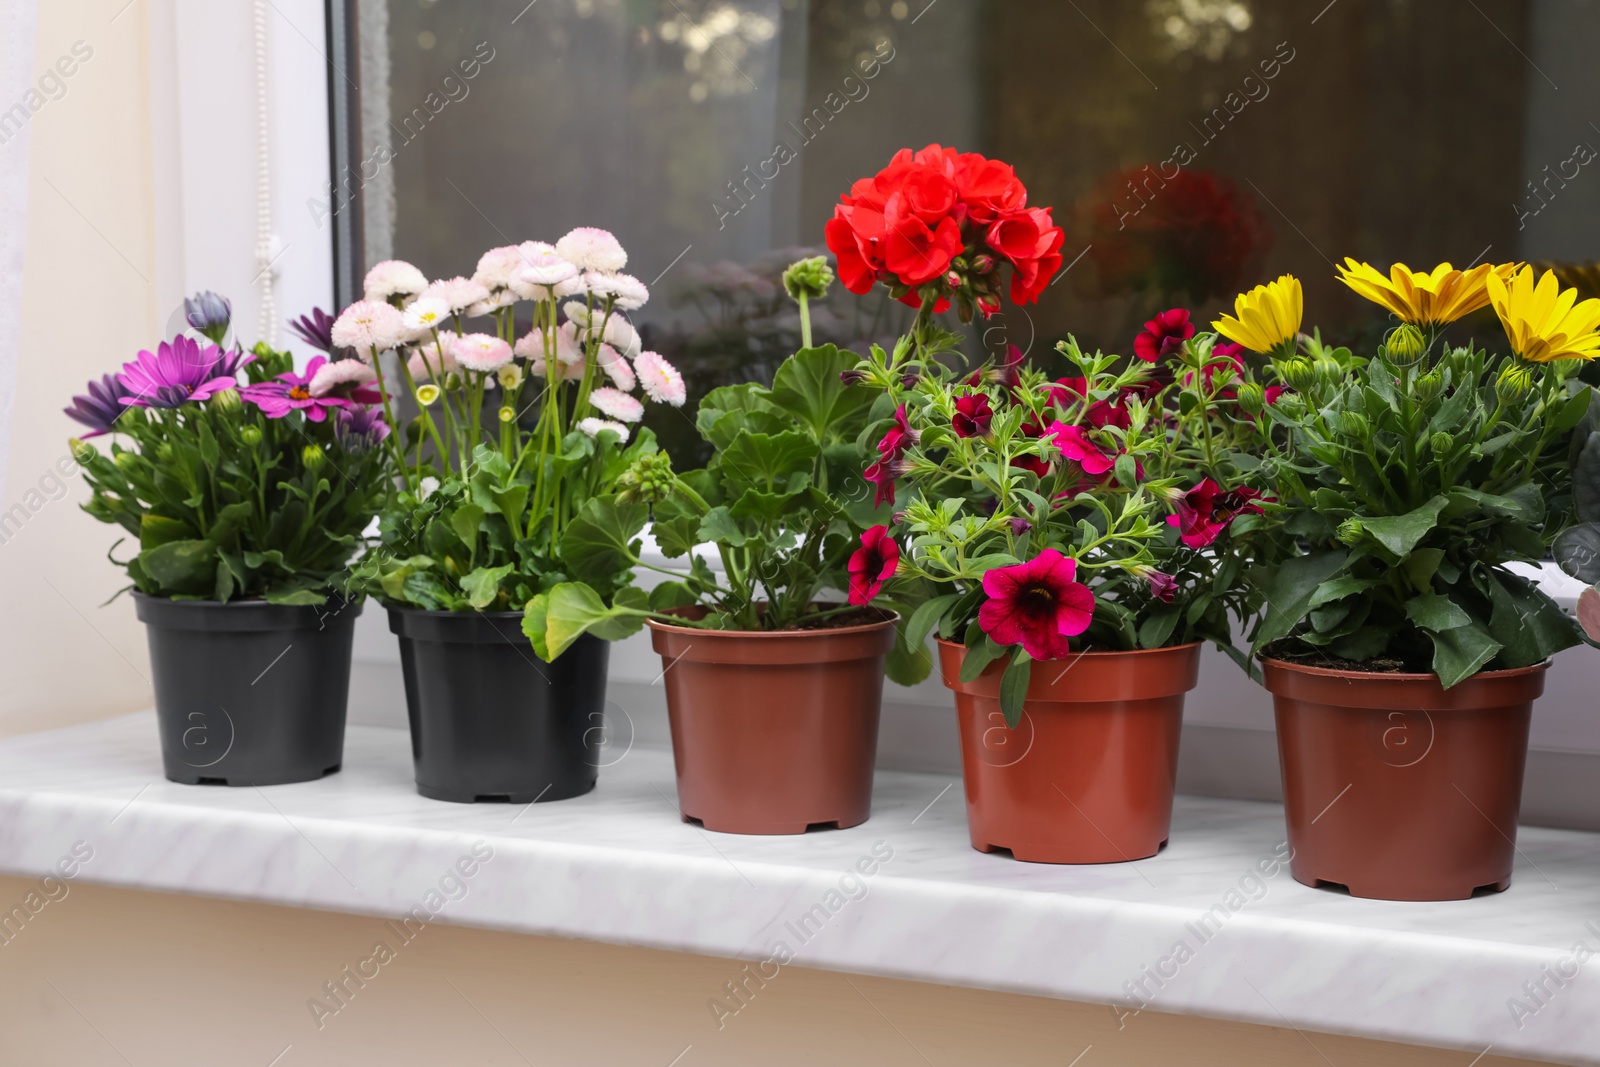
646;606;899;639
134;590;363;631
934;636;1202;659
1259;654;1551;683
383;602;524;620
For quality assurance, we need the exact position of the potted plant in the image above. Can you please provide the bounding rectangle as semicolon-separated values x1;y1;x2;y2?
830;145;1270;864
339;234;683;803
1244;261;1593;900
520;257;928;834
65;293;390;785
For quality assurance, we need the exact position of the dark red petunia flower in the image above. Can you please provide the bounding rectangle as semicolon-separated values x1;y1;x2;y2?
878;403;919;458
1048;422;1116;476
1133;308;1196;363
848;526;900;605
1049;377;1134;429
977;549;1095;660
1144;569;1178;603
863;456;907;508
952;393;994;438
1166;478;1269;547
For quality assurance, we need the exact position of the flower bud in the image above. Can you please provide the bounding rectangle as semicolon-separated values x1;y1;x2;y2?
1339;410;1370;439
416;383;442;407
497;364;524;391
1497;361;1534;403
614;450;676;505
1413;370;1442;405
1282;358;1316;392
498;405;517;424
1337;517;1364;545
240;425;263;448
184;290;232;345
69;438;96;465
839;368;869;386
302;444;326;472
210;387;241;412
945;271;963;290
157;442;176;464
1431;430;1454;456
1314;357;1344;391
1236;382;1265;415
781;256;835;302
1385;324;1426;364
112;450;140;473
971;253;996;274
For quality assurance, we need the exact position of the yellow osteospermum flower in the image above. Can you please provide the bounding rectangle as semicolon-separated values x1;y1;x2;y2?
1486;266;1600;363
1335;258;1517;327
1212;275;1303;355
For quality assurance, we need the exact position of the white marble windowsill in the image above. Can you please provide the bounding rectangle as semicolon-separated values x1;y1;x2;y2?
0;713;1597;1065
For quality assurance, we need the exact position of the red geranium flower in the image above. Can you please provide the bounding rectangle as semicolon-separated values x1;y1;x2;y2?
1133;308;1196;363
848;525;900;605
977;549;1095;660
1166;479;1269;547
952;393;994;438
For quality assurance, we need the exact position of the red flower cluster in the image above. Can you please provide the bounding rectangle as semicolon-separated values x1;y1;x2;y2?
825;145;1064;321
1133;308;1195;363
1167;479;1269;547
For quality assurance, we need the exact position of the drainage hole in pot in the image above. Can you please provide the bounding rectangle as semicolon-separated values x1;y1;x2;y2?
1311;879;1353;895
195;777;228;786
805;820;843;833
473;794;514;803
321;764;341;777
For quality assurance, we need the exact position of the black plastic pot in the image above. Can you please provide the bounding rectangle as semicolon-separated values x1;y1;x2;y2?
389;607;605;803
135;593;361;786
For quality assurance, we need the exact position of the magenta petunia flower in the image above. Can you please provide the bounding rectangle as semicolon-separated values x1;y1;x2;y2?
977;549;1095;660
847;525;900;606
1048;422;1116;475
877;403;919;457
952;393;994;438
1133;308;1195;362
1166;478;1269;547
241;356;351;422
117;336;249;409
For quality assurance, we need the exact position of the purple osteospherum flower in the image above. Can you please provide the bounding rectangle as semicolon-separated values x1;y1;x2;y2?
117;336;246;409
65;373;131;437
184;291;232;344
289;307;339;355
334;404;390;455
241;356;350;422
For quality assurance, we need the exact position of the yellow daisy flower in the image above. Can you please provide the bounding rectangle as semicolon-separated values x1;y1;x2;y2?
1486;266;1600;364
1212;275;1303;355
1335;258;1516;327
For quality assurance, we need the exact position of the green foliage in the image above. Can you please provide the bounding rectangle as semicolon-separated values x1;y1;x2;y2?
1249;337;1583;685
74;345;386;603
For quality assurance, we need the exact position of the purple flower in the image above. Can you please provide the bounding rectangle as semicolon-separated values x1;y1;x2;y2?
241;356;350;422
334;405;390;455
184;291;232;345
65;374;131;437
117;336;247;409
289;307;342;355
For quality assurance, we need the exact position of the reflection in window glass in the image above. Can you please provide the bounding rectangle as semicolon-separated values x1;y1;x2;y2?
349;0;1600;462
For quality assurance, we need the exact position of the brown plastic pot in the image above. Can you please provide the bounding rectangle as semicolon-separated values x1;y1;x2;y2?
647;608;897;835
1262;657;1546;901
937;639;1201;864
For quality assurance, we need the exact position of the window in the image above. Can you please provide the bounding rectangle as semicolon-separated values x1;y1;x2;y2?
334;0;1600;461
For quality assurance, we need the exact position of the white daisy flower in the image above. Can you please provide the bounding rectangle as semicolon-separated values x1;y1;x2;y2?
556;227;628;273
578;417;630;443
511;254;580;300
419;276;490;314
363;259;429;301
633;351;687;407
472;246;526;292
514;324;582;365
589;386;644;423
452;333;515;373
601;314;641;358
331;300;407;356
553;275;590;300
596;343;636;391
584;271;650;311
402;296;452;337
497;364;524;391
407;330;460;380
466;290;517;318
418;476;441;501
308;358;377;397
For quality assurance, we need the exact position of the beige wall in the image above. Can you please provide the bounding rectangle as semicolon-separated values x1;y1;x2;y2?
0;876;1551;1067
0;1;157;736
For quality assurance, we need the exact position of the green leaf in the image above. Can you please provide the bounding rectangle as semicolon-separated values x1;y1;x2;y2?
697;506;748;547
1403;548;1445;590
1361;496;1447;558
459;563;515;609
1554;524;1600;583
138;539;217;595
1574;432;1600;524
719;430;818;494
1485;568;1579;667
1550;385;1594;434
958;636;1007;683
696;382;783;451
558;497;648;584
451;504;486;549
998;649;1033;729
538;582;633;660
1430;621;1502;688
905;593;959;651
1307;576;1379;609
522;594;551;660
401;571;459;611
1405;592;1471;632
768;345;874;440
589;586;650;641
265;587;328;606
648;581;700;611
138;514;194;551
1137;607;1181;650
1250;549;1349;651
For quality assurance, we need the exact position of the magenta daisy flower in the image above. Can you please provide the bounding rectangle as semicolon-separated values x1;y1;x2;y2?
241;356;351;422
117;336;248;409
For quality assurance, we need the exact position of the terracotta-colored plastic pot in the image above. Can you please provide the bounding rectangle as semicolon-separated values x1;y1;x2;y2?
937;639;1201;864
1262;657;1546;901
647;608;898;835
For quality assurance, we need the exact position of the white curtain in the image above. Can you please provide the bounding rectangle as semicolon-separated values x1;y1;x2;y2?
0;0;39;505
